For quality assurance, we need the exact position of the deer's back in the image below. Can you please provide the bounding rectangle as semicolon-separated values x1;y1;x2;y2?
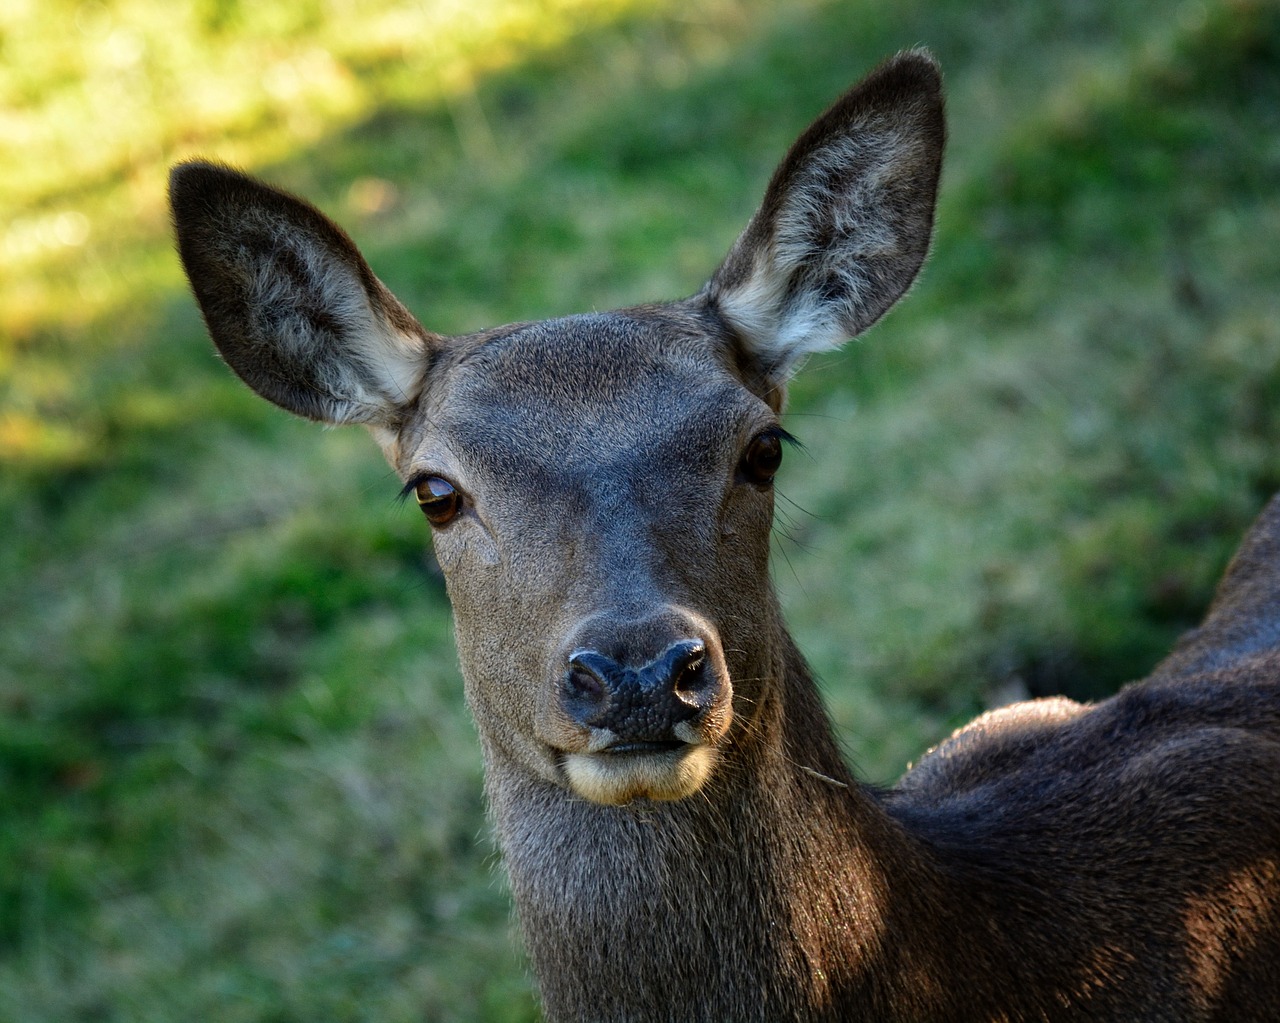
889;647;1280;1020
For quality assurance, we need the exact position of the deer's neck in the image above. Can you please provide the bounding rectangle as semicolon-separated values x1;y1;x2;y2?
486;635;948;1023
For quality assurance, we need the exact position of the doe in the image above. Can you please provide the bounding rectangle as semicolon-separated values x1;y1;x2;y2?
170;51;1280;1022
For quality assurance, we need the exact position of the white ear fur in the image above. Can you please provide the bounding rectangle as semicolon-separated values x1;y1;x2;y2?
715;129;906;359
240;220;428;424
705;51;945;385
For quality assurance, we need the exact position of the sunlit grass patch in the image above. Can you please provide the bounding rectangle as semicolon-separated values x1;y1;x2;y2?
1;0;694;345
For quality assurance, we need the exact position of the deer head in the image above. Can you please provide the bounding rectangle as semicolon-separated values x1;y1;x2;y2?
170;51;944;807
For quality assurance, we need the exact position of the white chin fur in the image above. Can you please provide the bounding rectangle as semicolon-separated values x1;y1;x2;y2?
563;746;718;805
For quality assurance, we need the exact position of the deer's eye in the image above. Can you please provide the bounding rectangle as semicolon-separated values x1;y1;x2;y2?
415;476;461;526
741;430;783;485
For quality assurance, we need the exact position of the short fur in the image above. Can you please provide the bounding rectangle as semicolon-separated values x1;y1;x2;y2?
171;51;1280;1021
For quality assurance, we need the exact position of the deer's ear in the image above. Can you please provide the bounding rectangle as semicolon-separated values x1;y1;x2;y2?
704;50;945;390
170;161;439;427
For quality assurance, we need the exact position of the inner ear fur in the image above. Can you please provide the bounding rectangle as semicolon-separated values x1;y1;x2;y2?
170;161;439;427
703;50;945;393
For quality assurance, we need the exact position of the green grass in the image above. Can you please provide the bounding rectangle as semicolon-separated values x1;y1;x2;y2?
2;0;1279;1018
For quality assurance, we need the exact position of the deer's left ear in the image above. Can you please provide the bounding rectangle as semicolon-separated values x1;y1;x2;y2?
702;50;945;392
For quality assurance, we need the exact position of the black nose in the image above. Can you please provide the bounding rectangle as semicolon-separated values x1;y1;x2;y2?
562;639;719;741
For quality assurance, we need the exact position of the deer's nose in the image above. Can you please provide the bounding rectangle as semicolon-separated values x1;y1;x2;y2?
562;639;721;744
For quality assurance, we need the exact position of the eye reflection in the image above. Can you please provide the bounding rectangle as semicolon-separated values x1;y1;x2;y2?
741;431;783;485
415;476;460;526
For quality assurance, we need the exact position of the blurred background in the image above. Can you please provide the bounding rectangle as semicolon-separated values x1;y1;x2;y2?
1;0;1278;1018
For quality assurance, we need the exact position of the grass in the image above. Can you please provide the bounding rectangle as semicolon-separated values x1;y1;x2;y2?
2;0;1278;1018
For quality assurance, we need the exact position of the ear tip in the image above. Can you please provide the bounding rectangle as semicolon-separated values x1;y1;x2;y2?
169;159;216;193
168;160;252;216
896;46;940;68
865;50;945;145
880;48;943;96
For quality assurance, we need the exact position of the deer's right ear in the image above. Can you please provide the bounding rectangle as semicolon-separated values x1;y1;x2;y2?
170;161;439;427
703;51;945;395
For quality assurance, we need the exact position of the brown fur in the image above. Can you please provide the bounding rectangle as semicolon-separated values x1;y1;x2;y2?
170;51;1280;1021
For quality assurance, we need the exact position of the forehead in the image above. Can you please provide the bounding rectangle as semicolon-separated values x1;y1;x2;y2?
408;311;766;472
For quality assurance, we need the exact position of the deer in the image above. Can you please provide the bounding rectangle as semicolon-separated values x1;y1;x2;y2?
169;50;1280;1022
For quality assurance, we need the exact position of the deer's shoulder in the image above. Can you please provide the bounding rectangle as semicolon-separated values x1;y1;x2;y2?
893;658;1280;818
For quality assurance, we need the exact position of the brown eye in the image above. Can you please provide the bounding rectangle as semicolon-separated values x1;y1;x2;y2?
741;431;783;485
415;476;460;526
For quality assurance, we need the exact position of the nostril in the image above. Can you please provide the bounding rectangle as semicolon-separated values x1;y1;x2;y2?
675;664;703;701
566;666;604;701
563;650;618;724
664;639;709;699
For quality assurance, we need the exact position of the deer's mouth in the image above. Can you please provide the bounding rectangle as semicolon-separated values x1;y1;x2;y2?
561;742;718;805
601;739;686;755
